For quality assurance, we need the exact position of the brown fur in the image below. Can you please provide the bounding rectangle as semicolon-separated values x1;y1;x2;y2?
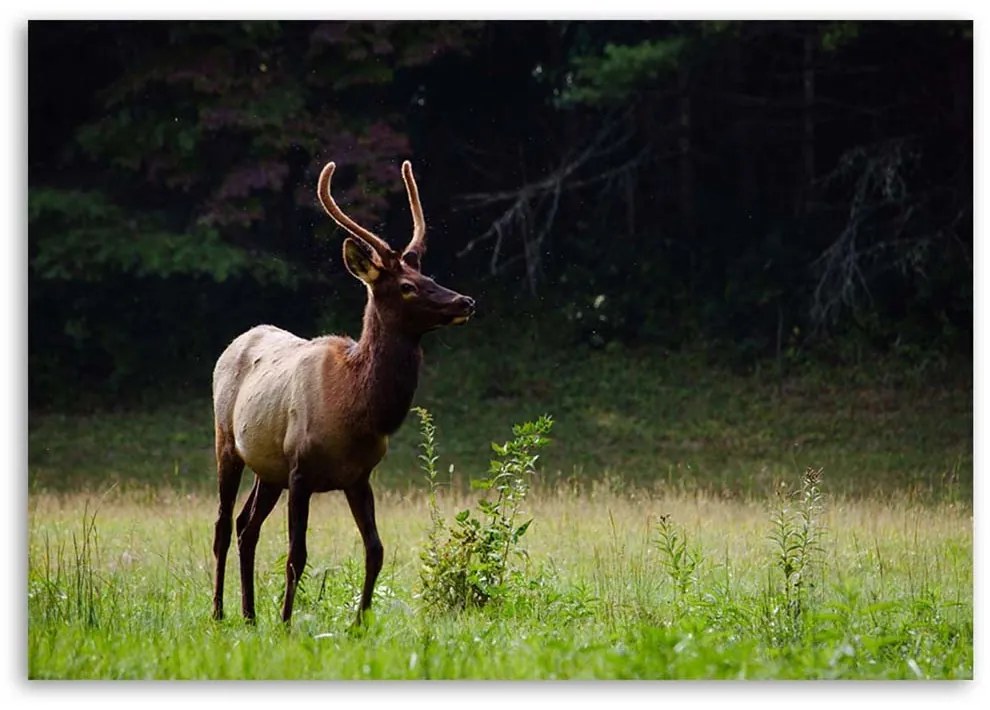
210;161;474;625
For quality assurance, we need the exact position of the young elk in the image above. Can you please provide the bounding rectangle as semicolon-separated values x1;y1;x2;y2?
211;160;475;625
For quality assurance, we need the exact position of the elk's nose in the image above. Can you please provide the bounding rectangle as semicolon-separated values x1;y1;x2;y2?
459;295;476;313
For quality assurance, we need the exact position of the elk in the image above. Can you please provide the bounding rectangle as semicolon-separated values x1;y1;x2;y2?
211;160;475;625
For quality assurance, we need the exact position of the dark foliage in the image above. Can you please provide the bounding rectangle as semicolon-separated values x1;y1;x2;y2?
28;20;972;406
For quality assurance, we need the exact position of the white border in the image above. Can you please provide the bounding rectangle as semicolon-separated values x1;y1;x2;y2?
5;3;984;708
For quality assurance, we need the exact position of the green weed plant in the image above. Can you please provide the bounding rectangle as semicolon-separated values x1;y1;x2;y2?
416;408;553;612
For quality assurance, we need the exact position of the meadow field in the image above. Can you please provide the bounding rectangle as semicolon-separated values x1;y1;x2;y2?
26;345;973;681
28;483;971;680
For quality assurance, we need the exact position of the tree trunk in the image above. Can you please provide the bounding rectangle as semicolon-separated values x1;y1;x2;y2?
678;64;695;242
730;29;758;213
798;25;816;220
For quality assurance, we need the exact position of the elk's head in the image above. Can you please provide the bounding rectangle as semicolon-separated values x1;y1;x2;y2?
318;161;475;336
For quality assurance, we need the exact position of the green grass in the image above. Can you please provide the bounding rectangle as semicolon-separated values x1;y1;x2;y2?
26;337;972;679
28;332;972;501
28;483;972;679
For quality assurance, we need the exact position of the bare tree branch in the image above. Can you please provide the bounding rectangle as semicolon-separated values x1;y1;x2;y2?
453;112;647;292
811;137;970;331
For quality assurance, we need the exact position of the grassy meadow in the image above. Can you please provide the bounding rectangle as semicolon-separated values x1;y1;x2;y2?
28;484;972;679
27;339;973;680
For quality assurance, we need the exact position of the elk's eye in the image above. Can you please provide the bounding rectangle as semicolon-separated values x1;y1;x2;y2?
400;282;417;296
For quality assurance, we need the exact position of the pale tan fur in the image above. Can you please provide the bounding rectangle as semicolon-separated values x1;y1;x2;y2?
213;324;385;492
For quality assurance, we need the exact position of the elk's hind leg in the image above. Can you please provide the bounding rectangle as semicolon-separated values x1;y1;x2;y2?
212;426;244;620
237;478;282;622
235;477;260;539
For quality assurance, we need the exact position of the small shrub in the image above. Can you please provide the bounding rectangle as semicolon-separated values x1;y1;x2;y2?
415;408;553;613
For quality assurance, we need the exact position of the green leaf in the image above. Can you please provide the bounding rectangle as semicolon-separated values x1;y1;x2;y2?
561;37;687;107
514;519;532;541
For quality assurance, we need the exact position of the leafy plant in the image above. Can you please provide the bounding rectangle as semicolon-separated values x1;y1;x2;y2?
416;408;553;613
654;513;702;602
763;467;826;642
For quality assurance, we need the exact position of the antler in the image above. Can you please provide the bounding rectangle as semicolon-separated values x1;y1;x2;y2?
401;160;426;268
317;162;395;258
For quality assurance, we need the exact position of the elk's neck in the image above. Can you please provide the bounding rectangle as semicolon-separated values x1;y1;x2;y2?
353;303;423;435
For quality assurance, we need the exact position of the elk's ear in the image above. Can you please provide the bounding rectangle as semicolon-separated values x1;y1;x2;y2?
401;250;421;271
343;237;384;284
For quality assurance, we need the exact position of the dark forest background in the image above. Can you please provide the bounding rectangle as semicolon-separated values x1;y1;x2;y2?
28;20;972;408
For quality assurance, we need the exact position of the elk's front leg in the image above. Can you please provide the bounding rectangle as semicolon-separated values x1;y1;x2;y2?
345;478;383;625
281;467;311;624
